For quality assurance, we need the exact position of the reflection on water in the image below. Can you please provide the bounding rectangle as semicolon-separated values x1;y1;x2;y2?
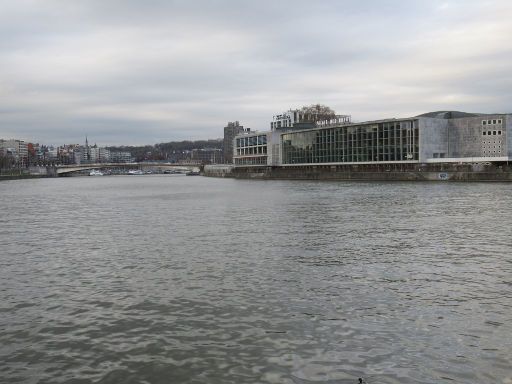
1;176;511;383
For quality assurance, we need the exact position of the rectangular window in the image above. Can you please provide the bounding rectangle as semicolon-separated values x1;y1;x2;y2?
498;131;502;135
483;121;487;125
483;131;487;135
493;131;497;135
493;119;497;124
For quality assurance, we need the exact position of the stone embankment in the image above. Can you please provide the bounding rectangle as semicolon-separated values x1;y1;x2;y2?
204;163;512;181
0;166;58;181
0;174;49;181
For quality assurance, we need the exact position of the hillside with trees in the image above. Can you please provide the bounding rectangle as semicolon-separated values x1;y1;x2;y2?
108;139;222;162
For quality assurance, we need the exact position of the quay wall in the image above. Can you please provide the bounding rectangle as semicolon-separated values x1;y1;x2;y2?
202;164;234;178
0;174;50;181
203;163;512;182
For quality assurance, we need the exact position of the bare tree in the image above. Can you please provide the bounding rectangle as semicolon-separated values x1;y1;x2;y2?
300;104;336;122
0;153;15;172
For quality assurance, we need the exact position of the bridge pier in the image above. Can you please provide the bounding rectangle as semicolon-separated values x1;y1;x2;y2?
47;166;58;177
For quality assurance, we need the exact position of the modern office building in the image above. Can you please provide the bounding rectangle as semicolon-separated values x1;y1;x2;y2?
234;132;269;166
233;110;511;167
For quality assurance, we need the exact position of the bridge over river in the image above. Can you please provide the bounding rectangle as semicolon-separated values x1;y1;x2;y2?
50;163;202;176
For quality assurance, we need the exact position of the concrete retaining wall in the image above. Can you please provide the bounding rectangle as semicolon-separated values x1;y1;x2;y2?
204;163;512;182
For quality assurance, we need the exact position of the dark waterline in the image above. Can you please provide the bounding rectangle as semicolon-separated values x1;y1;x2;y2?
1;176;511;384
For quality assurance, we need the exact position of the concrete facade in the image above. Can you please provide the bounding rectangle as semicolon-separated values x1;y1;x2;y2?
419;114;509;162
418;118;449;161
508;116;512;158
223;121;245;164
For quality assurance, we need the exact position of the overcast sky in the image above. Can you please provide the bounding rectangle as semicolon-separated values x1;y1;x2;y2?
1;0;511;146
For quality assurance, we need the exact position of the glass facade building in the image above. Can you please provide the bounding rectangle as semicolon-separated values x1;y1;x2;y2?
232;112;511;167
234;134;268;165
281;120;419;164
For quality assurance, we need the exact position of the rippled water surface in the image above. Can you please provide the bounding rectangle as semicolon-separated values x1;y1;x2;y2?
1;176;511;384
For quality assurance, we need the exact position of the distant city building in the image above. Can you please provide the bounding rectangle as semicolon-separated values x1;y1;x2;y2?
191;148;223;164
110;151;134;163
0;139;28;167
99;148;110;163
47;146;58;160
71;137;115;164
223;121;246;164
87;146;100;163
56;144;81;165
168;150;192;163
234;109;512;167
73;148;83;165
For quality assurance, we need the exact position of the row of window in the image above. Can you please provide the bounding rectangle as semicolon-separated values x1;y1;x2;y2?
271;119;292;129
482;119;503;125
236;135;267;148
236;146;267;155
312;133;413;143
482;130;502;136
482;151;502;156
482;145;502;151
482;129;503;155
482;140;502;145
282;122;419;164
283;152;418;163
234;156;267;165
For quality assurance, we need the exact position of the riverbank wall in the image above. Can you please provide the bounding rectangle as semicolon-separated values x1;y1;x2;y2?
203;163;512;181
0;166;58;181
0;174;51;181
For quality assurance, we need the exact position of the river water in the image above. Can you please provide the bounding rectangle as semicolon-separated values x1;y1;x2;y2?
1;175;511;384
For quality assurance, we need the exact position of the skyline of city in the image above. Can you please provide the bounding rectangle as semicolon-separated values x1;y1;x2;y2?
1;1;512;146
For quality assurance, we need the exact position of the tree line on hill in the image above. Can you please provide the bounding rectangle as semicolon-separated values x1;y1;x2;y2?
107;139;223;162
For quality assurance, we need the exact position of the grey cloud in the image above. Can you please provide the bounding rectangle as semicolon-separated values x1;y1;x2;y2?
0;0;511;145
